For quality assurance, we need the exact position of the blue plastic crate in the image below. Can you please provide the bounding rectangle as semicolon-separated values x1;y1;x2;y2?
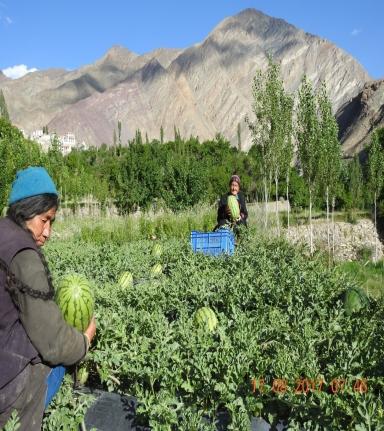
190;230;235;256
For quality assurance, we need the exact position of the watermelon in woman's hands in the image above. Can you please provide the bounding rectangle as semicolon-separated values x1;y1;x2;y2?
227;195;240;221
56;273;94;332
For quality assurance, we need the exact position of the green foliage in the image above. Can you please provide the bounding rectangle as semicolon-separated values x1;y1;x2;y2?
2;411;20;431
343;286;370;316
62;205;217;244
110;135;253;213
247;59;293;185
44;230;384;430
343;157;365;210
296;76;321;194
367;129;384;258
367;130;384;201
337;259;384;299
0;116;382;220
0;118;43;212
237;122;242;151
287;168;309;208
247;58;294;232
42;375;95;431
317;82;342;202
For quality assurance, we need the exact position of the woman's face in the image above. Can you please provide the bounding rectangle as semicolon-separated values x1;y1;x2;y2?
230;181;240;196
25;207;57;247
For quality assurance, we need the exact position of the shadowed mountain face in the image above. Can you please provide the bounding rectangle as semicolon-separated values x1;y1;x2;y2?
337;80;384;155
0;8;374;151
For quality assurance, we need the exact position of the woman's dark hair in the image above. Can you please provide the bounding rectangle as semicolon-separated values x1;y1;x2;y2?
2;193;59;300
7;193;59;229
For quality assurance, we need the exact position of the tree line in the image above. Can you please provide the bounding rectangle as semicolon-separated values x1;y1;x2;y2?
246;58;384;257
0;62;384;248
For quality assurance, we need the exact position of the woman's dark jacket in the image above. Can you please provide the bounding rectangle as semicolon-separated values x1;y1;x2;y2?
217;191;248;228
0;217;87;391
0;217;40;388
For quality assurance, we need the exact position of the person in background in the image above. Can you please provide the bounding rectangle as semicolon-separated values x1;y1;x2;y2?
216;174;248;231
0;167;96;431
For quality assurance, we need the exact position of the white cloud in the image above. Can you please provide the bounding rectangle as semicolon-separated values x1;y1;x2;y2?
5;15;12;24
2;64;38;79
351;28;362;37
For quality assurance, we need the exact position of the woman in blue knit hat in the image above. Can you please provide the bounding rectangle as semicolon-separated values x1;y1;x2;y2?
0;167;96;431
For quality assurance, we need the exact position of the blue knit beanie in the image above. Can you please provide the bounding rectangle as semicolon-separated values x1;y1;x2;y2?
8;167;59;205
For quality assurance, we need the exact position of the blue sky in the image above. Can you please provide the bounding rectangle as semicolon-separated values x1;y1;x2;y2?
1;0;383;79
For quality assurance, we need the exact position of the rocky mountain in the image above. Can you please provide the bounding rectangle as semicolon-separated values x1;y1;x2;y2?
0;71;8;82
0;8;374;151
337;79;384;155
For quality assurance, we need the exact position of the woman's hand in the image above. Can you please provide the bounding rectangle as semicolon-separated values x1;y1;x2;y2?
84;316;97;345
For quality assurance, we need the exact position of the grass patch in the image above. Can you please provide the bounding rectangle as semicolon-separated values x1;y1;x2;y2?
282;209;371;227
336;259;384;298
52;205;218;244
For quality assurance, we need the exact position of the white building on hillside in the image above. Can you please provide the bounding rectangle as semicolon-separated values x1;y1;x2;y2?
36;134;52;152
59;133;76;155
30;129;52;152
31;129;44;140
30;130;84;155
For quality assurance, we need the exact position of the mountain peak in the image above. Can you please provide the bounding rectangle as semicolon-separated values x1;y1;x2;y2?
139;58;166;82
0;8;374;153
211;7;296;36
97;45;138;67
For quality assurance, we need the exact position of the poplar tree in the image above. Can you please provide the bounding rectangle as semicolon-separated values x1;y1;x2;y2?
367;130;384;261
135;129;143;145
247;67;271;228
296;76;321;254
265;62;293;236
113;129;117;147
0;90;10;121
237;122;242;151
117;120;122;145
317;82;341;259
280;96;294;231
247;58;293;231
348;155;364;213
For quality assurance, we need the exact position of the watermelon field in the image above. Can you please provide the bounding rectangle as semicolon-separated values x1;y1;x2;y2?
32;217;384;431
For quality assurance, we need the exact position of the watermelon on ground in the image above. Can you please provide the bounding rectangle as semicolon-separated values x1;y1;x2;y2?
56;273;94;332
194;306;218;333
77;365;89;385
118;271;133;289
152;243;162;258
343;286;369;316
151;263;163;278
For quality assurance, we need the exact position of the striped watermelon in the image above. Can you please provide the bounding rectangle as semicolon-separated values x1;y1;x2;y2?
227;195;240;221
118;271;133;289
152;243;162;258
343;286;369;316
77;365;89;385
56;274;94;332
151;263;163;278
194;306;218;333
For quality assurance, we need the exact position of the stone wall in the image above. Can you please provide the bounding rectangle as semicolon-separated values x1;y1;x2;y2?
286;218;383;261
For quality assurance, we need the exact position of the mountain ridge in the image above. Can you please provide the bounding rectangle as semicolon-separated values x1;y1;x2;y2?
0;8;377;152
